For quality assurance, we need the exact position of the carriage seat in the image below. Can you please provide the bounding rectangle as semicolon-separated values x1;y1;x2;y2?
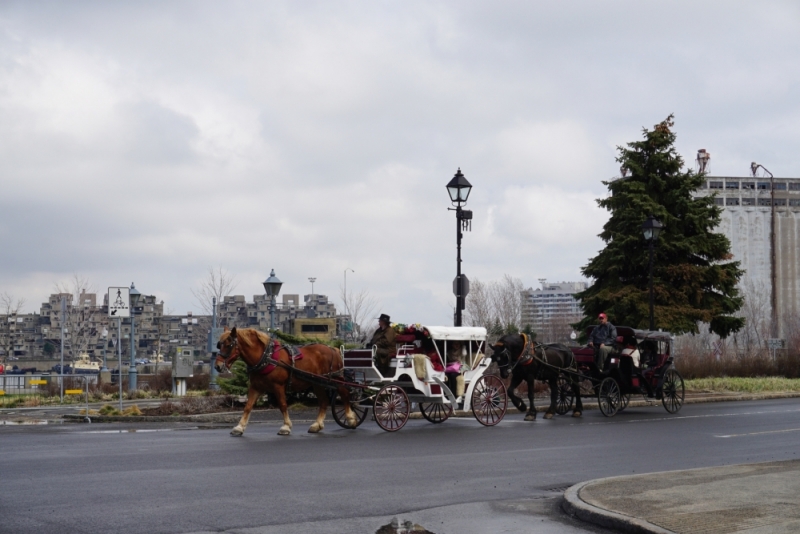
411;353;445;381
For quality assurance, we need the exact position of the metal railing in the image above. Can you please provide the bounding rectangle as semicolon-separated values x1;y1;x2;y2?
0;374;93;415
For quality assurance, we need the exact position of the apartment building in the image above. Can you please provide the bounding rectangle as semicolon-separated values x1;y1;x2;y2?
521;281;586;341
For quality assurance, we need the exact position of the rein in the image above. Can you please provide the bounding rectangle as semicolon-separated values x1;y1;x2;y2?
498;334;576;376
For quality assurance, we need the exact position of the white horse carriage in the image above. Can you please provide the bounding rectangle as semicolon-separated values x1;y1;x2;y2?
332;325;508;431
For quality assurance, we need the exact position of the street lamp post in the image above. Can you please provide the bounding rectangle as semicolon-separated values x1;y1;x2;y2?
344;268;354;340
263;270;283;331
446;168;473;327
751;162;777;339
128;283;141;392
60;296;66;402
642;215;664;331
101;329;108;371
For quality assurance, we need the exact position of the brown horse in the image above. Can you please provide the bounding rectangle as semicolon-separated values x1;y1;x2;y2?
214;327;358;436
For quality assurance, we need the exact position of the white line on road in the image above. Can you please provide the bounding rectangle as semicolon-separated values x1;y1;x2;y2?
579;407;800;426
716;427;800;438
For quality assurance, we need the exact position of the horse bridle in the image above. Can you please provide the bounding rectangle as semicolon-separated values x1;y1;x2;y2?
216;334;240;371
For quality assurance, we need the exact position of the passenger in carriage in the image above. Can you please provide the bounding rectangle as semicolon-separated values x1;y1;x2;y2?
368;313;396;376
446;340;466;401
425;339;445;372
619;336;641;368
639;340;658;369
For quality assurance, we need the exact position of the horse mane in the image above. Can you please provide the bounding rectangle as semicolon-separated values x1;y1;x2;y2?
236;328;270;348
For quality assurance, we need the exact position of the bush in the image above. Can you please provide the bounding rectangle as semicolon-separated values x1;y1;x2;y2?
144;394;237;416
676;349;800;380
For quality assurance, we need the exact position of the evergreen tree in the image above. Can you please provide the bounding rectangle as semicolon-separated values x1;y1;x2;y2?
574;116;744;337
216;360;249;396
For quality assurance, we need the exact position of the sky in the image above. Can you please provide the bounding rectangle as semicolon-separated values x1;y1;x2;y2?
1;1;799;326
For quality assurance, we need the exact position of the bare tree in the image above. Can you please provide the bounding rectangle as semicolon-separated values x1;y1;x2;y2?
465;280;493;329
1;292;26;360
191;266;239;315
734;277;771;358
491;275;524;331
0;292;25;316
464;275;524;333
339;287;380;342
54;274;99;359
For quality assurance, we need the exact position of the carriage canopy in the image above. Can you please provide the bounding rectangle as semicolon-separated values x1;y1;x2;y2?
423;326;487;341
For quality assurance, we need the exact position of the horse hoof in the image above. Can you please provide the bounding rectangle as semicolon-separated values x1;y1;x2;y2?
543;412;554;420
572;411;582;418
524;414;536;422
277;428;291;436
308;423;323;433
516;404;527;413
230;427;244;436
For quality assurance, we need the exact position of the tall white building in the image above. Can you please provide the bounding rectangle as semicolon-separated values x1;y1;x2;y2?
694;152;800;338
521;281;586;339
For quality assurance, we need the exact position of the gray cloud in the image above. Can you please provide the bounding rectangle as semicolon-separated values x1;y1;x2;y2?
1;1;798;324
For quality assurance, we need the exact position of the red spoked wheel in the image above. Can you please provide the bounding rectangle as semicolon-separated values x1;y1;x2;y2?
471;375;508;426
374;384;410;432
419;402;453;424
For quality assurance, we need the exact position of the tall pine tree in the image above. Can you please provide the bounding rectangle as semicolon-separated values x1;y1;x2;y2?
575;116;744;337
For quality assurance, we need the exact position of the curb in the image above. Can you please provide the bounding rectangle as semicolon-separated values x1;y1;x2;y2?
38;391;800;424
562;480;675;534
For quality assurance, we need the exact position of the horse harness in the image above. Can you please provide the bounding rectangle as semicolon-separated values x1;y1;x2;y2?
512;334;576;378
219;331;351;395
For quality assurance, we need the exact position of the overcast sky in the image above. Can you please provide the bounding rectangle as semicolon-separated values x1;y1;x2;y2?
1;1;799;326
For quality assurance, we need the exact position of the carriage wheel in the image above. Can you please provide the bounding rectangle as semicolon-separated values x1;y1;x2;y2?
471;375;508;427
419;402;452;424
619;393;630;412
555;375;575;415
374;384;410;432
331;389;369;429
661;369;685;414
597;377;621;417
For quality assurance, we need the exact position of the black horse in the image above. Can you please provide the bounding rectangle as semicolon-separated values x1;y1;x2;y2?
489;334;583;421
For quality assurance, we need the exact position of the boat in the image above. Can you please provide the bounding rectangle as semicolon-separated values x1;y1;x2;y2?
72;353;101;374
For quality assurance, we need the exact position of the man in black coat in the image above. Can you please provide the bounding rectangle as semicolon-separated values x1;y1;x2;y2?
369;313;396;377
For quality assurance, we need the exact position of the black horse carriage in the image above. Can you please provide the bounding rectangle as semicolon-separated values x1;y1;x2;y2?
559;326;685;417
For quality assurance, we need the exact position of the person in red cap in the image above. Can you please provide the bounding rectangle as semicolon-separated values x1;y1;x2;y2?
588;313;617;370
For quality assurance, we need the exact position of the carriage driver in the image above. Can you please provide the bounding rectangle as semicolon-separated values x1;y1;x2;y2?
369;313;396;377
588;313;617;371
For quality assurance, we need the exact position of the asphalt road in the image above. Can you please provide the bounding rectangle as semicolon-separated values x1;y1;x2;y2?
2;398;800;534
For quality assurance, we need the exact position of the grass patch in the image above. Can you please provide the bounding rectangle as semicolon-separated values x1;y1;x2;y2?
685;377;800;393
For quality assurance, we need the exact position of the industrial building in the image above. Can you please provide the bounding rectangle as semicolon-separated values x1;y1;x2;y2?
694;150;799;339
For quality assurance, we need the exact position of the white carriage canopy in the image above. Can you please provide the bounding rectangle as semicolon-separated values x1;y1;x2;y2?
422;326;487;341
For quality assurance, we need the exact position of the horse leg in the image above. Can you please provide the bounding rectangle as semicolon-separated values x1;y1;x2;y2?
231;386;260;436
507;374;526;413
524;375;537;421
572;378;583;418
308;385;328;433
273;384;293;436
544;375;557;419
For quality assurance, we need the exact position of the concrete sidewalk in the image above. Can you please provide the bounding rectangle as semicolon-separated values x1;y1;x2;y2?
563;460;800;533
